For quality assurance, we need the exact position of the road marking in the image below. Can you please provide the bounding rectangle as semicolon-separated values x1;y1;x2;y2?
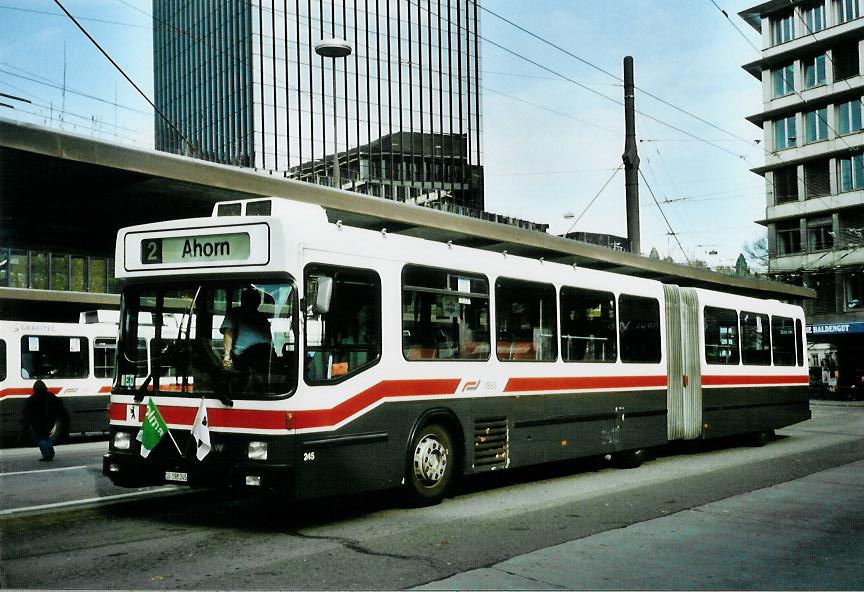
1;465;89;477
0;486;179;517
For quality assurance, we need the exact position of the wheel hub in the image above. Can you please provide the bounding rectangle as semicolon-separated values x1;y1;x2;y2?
413;435;448;486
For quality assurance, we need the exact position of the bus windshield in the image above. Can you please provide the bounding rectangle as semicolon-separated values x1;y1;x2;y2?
115;280;298;400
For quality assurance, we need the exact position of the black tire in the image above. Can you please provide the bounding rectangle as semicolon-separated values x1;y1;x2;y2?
613;448;648;469
745;430;773;447
406;423;456;505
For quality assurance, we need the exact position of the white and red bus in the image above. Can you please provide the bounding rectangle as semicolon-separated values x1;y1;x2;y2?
0;313;121;443
102;198;810;502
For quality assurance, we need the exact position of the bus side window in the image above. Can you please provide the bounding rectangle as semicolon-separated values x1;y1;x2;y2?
795;319;805;367
704;306;740;365
94;338;117;378
771;315;796;366
0;339;6;381
741;311;772;366
304;264;381;383
560;286;617;363
20;335;89;379
495;278;557;362
619;295;661;363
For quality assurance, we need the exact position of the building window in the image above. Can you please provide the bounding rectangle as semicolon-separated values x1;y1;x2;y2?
772;10;795;45
836;98;863;134
772;64;795;97
804;160;831;198
807;217;835;251
776;220;802;255
805;108;829;143
839;153;864;191
704;306;740;366
803;54;827;88
846;272;863;309
401;265;490;361
834;0;861;24
804;2;827;32
774;167;799;204
833;42;860;81
774;115;797;150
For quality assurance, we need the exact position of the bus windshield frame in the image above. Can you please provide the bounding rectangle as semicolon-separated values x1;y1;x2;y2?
115;278;299;401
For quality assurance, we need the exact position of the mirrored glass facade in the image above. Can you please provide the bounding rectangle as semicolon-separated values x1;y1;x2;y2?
154;0;484;210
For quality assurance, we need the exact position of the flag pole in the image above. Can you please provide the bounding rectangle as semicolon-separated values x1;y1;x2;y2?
167;427;183;455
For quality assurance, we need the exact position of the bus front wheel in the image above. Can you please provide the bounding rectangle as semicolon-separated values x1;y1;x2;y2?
406;424;455;505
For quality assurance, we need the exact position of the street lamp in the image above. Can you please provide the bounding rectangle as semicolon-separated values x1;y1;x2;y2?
315;37;352;189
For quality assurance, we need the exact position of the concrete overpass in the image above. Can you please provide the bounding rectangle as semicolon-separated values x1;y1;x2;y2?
0;117;814;321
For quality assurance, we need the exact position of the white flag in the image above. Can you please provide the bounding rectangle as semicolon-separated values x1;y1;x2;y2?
191;399;211;460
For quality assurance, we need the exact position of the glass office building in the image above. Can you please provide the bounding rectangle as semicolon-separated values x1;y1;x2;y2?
154;0;484;210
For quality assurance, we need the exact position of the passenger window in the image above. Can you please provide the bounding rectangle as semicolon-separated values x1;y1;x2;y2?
94;338;117;379
402;265;490;361
560;286;616;362
771;315;796;366
795;319;805;366
741;311;772;365
21;335;89;379
704;306;740;365
495;278;557;361
304;264;381;382
619;295;661;363
0;340;6;381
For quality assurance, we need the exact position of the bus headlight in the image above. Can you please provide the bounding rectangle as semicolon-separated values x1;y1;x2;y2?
247;441;268;460
114;432;132;450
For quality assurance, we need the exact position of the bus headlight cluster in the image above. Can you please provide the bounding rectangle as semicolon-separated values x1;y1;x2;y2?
113;431;132;450
247;441;268;460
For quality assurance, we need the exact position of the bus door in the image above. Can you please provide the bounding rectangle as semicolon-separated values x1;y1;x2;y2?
663;285;702;440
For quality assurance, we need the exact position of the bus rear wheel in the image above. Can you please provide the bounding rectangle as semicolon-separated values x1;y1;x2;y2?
407;424;455;505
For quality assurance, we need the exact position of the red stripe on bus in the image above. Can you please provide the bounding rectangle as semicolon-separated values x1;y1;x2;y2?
504;375;668;393
0;387;63;398
702;375;809;386
290;378;460;430
109;378;461;431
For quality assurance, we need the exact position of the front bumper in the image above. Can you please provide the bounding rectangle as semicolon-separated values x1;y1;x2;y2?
102;451;294;490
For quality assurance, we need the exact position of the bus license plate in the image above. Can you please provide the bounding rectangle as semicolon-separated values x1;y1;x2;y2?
165;471;188;483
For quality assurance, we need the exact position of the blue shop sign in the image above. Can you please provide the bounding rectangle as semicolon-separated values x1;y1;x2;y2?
807;322;864;335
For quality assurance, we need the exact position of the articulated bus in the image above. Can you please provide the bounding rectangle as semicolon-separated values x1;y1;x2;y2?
102;198;810;503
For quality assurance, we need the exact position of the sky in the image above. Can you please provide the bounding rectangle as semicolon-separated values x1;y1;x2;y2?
0;0;769;268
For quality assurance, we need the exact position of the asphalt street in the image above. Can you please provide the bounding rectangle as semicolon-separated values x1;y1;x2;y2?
0;401;862;590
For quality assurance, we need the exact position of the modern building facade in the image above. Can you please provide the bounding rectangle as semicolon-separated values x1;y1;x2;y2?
153;0;484;210
741;0;864;392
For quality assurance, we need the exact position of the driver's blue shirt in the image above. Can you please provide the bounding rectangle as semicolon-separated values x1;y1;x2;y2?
220;308;271;356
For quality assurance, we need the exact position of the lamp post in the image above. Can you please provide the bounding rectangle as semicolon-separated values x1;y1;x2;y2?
315;37;352;189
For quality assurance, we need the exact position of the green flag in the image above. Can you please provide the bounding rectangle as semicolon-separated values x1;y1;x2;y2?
136;398;169;458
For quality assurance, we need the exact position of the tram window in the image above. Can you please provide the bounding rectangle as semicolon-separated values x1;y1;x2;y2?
495;278;557;362
304;264;381;383
95;338;147;378
740;311;772;365
795;319;805;366
619;295;662;363
401;265;490;361
704;306;740;365
560;287;616;363
20;335;89;379
0;340;6;381
771;315;796;366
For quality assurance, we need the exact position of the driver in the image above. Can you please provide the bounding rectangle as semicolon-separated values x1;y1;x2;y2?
220;288;271;370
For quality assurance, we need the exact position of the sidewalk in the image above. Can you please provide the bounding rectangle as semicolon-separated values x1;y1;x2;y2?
416;460;864;590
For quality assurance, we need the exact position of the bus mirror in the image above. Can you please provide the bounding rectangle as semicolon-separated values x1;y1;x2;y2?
311;275;333;315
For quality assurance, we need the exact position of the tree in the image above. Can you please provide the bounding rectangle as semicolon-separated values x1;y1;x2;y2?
743;235;768;272
735;254;750;276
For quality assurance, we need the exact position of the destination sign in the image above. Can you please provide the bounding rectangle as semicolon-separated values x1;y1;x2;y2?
141;232;251;265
